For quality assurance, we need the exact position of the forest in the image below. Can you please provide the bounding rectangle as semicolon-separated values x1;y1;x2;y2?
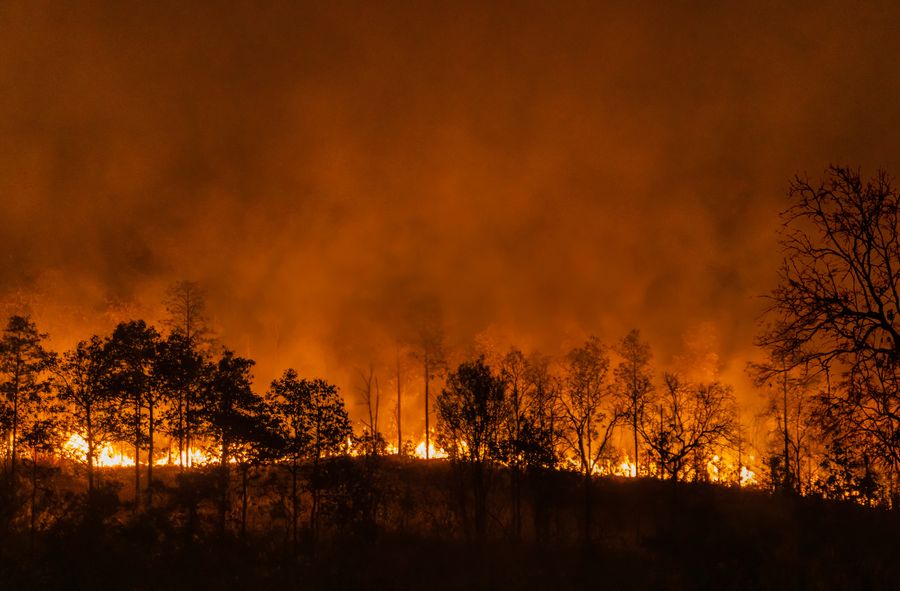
0;166;897;589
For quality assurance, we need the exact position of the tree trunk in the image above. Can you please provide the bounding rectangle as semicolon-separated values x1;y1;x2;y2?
240;463;249;541
86;407;95;493
219;440;230;535
30;447;37;549
397;351;402;455
582;470;592;546
424;356;430;459
178;389;185;471
134;392;141;511
291;456;298;552
10;368;19;483
147;396;154;508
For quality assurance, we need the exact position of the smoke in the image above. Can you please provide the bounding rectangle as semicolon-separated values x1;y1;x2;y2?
2;0;900;432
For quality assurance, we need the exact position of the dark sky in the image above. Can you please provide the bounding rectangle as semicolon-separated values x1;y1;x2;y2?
2;1;900;430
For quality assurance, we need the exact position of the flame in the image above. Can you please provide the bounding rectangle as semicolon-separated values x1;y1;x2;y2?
154;447;215;466
617;456;637;477
63;433;135;468
740;465;756;486
413;440;448;459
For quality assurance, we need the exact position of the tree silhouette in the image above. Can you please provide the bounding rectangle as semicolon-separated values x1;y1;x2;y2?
758;166;900;493
557;336;619;542
0;315;53;486
641;374;736;482
614;329;654;476
268;370;351;546
54;336;119;492
436;356;506;544
195;350;270;535
105;320;160;509
156;332;207;470
162;280;212;468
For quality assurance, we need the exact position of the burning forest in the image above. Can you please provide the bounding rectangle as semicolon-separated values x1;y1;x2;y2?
2;2;900;589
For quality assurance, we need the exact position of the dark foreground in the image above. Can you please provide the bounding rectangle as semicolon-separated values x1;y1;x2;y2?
1;457;898;590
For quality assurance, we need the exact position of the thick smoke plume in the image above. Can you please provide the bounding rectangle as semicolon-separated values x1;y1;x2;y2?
2;1;900;432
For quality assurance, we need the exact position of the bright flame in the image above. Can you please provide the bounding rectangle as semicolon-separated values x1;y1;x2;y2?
740;465;756;486
617;456;637;477
413;440;448;459
63;434;135;468
154;447;214;466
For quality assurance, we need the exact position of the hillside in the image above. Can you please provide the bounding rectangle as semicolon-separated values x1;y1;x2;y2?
1;457;898;590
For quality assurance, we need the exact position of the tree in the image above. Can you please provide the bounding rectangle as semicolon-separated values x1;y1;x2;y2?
499;348;527;540
758;166;900;495
641;374;736;482
357;365;384;456
195;350;271;535
268;370;351;546
749;353;820;493
105;320;161;509
162;280;212;468
557;336;619;543
0;315;53;485
614;329;654;476
54;336;119;492
558;337;618;477
156;332;206;470
417;323;446;460
436;357;506;544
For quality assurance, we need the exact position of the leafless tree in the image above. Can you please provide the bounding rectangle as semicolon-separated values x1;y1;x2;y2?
614;329;654;476
557;336;619;542
758;166;900;495
641;374;736;482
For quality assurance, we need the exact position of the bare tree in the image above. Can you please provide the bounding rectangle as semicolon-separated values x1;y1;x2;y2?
358;365;384;455
758;166;900;495
417;323;445;459
557;336;619;543
641;374;736;482
614;329;654;476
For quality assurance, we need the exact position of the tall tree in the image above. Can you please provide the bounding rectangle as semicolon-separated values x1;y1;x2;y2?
614;329;654;476
558;336;618;543
499;348;527;540
418;323;445;459
196;350;273;535
436;357;506;544
268;370;351;546
156;332;206;470
106;320;160;509
163;280;211;468
0;315;53;485
54;336;118;492
758;167;900;488
357;365;383;455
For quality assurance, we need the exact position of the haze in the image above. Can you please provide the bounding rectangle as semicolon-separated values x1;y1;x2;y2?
2;1;900;430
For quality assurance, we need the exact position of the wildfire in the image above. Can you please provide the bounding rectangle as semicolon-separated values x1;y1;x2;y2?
63;434;216;468
63;434;135;468
154;447;215;467
413;440;448;459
